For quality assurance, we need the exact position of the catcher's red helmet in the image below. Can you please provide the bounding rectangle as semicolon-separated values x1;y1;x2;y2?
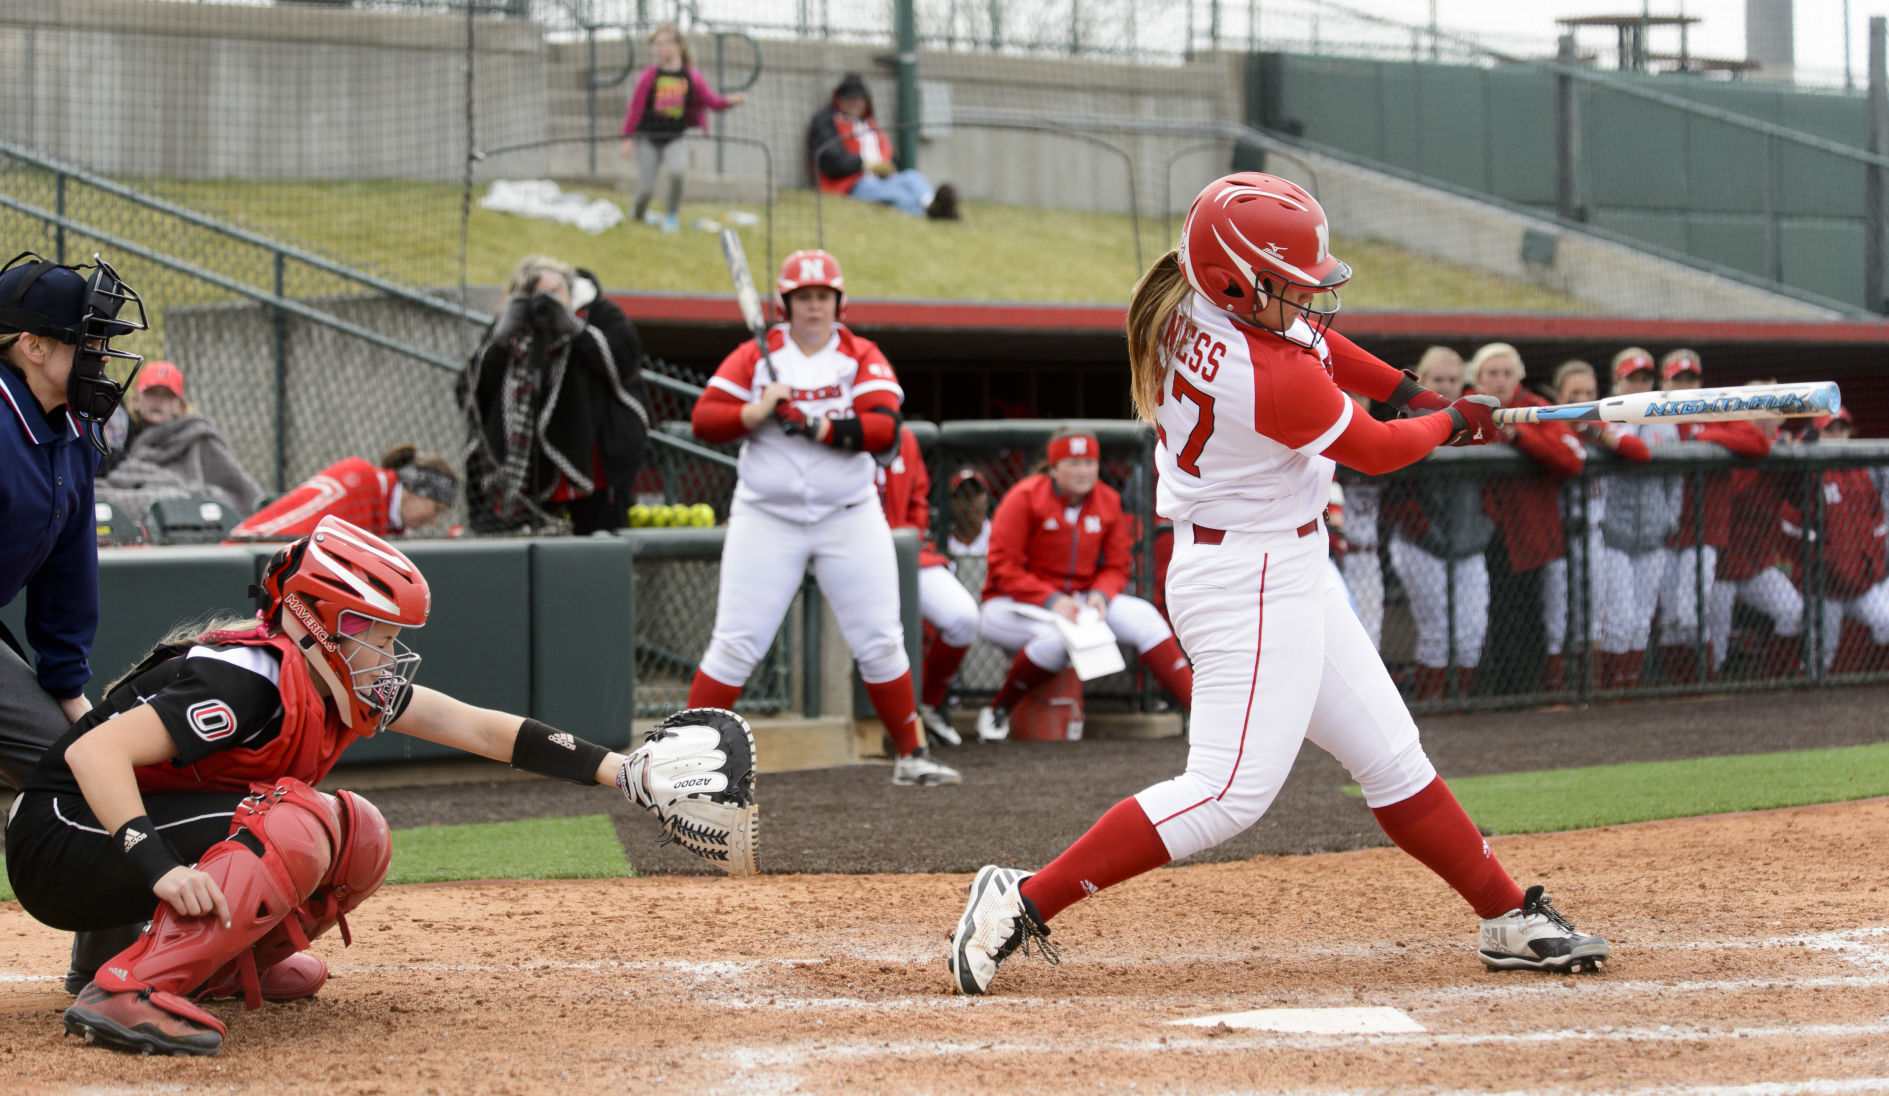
1178;172;1349;341
777;249;844;318
259;516;430;734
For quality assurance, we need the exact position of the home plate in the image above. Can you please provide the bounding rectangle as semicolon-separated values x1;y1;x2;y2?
1169;1006;1425;1034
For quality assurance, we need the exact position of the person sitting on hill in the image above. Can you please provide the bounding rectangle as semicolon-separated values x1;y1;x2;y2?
808;73;958;220
226;444;457;541
96;360;265;520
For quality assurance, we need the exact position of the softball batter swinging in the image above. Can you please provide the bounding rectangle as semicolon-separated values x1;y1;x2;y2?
688;249;960;787
946;173;1611;994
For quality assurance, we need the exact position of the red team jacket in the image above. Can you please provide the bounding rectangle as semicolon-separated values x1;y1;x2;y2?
983;473;1132;606
1478;388;1585;573
131;629;363;794
877;428;948;568
1668;420;1773;551
229;457;398;540
1783;466;1888;598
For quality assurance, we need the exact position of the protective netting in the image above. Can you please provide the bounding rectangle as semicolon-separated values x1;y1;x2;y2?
624;535;798;717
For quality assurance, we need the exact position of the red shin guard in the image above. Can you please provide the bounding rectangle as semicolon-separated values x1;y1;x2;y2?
1020;798;1172;922
991;651;1057;712
863;672;923;757
687;670;744;710
922;641;970;708
1370;777;1523;919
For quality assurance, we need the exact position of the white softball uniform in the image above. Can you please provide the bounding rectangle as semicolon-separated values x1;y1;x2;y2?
1817;581;1889;671
1659;545;1718;649
1134;299;1437;860
920;565;980;648
1542;526;1606;657
1598;546;1670;653
1388;536;1489;669
979;593;1171;672
1704;567;1803;671
698;324;909;687
1338;481;1384;650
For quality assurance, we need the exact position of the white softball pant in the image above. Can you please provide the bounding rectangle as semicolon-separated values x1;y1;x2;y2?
919;565;980;647
1541;526;1606;657
1387;535;1488;669
1705;567;1803;670
1597;546;1670;654
1136;523;1435;861
980;593;1171;672
699;502;909;687
1817;581;1889;671
1341;550;1383;651
1658;545;1717;648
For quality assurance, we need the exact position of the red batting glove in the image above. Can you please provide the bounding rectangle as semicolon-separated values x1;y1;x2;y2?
774;401;815;438
1443;394;1501;446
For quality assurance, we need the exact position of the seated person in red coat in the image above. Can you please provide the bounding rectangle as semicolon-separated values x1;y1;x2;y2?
971;428;1193;742
808;73;958;220
227;444;456;541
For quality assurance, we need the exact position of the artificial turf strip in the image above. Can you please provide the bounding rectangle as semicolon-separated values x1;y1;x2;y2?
0;813;632;906
386;814;635;885
1352;742;1889;835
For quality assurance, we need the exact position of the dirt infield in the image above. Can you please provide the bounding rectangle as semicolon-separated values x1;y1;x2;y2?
3;798;1886;1094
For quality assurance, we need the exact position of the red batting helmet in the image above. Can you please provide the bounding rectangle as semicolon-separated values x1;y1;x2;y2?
258;516;430;735
777;249;844;319
1178;172;1350;342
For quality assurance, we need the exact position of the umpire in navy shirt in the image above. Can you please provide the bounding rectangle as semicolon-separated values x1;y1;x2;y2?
0;252;146;791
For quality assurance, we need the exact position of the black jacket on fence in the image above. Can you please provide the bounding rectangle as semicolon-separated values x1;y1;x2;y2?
459;270;650;534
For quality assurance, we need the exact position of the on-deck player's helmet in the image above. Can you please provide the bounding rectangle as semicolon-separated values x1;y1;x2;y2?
1178;173;1350;344
257;516;430;735
777;249;844;320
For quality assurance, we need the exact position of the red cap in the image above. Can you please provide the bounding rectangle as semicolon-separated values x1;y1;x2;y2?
136;360;185;396
1613;351;1655;379
949;467;990;493
1812;407;1854;431
1046;433;1100;465
1661;356;1702;380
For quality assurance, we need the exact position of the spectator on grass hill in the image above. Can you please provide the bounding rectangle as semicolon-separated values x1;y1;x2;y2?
809;73;959;220
618;22;746;234
227;444;457;541
459;255;649;535
95;360;265;520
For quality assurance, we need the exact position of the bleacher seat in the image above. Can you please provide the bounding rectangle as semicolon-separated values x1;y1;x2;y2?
145;498;239;544
94;500;144;547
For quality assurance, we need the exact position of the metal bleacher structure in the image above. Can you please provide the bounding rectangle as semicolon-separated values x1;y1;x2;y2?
8;1;1889;771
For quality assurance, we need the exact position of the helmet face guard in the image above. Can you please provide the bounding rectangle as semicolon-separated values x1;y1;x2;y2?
282;593;423;736
0;251;148;452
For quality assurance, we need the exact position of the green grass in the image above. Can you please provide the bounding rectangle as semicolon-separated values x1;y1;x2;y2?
385;814;634;885
0;813;631;905
1348;742;1889;835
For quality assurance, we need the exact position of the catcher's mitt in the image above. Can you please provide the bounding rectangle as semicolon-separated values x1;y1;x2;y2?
617;707;758;876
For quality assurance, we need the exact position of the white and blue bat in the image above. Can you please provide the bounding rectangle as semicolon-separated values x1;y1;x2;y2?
1492;381;1841;426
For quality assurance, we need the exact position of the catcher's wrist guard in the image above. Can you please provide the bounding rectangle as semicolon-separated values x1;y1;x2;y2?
618;707;759;876
511;718;611;785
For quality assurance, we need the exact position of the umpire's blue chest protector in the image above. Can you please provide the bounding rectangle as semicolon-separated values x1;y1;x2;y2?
0;356;101;698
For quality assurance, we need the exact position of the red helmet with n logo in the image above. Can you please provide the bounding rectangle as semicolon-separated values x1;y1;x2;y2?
1178;172;1350;338
777;249;845;318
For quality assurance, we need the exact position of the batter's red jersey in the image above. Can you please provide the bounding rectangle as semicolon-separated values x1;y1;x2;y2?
983;473;1132;605
229;457;397;541
1478;388;1584;573
877;428;947;568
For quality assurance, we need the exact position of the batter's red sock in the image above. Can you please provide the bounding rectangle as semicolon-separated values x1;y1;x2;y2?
1020;798;1171;922
1137;637;1194;709
1370;776;1524;920
991;651;1056;712
863;672;923;757
921;641;970;708
687;670;743;710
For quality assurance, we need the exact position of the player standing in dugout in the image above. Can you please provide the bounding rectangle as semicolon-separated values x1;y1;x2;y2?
688;249;961;787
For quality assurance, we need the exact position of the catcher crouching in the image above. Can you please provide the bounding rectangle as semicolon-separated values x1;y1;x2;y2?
2;516;756;1057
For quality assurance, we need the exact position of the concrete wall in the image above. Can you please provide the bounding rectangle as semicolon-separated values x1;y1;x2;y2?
0;0;549;181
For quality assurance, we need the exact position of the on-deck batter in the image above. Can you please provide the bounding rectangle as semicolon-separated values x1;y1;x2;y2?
945;173;1612;995
688;249;960;787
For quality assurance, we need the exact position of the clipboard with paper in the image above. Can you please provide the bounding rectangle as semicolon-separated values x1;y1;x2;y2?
1012;603;1127;681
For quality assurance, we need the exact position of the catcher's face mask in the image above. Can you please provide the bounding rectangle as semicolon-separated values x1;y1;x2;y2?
0;251;149;453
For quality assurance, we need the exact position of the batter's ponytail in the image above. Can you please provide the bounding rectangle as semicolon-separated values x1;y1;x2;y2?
1127;249;1190;425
